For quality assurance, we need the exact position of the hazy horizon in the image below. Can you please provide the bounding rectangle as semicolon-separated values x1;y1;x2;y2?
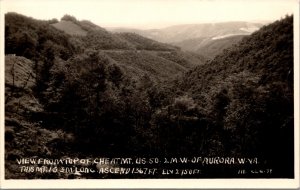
1;0;297;29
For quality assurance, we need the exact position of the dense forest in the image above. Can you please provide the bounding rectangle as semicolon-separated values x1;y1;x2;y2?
5;13;294;179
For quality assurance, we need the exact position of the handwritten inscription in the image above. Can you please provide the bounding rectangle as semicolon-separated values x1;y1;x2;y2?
16;157;258;166
15;156;269;177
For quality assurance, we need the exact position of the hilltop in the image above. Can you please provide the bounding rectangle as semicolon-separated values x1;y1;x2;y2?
52;14;106;36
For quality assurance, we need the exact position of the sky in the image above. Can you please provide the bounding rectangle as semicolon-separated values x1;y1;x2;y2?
1;0;297;29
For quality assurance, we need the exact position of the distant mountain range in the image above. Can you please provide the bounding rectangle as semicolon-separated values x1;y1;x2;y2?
109;22;262;42
109;22;266;58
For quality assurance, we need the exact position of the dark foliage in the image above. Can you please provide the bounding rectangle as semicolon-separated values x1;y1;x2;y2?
5;12;78;103
154;15;294;176
5;12;76;61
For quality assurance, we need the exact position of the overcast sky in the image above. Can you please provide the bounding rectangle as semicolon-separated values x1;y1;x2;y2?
1;0;297;29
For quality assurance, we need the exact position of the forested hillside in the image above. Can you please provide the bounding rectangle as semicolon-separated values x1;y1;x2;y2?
5;13;294;179
5;13;77;60
4;13;205;178
155;15;294;177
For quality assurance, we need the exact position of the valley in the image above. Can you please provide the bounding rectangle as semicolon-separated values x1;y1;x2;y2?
109;21;266;59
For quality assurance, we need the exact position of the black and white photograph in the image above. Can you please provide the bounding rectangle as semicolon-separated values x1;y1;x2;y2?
0;0;299;188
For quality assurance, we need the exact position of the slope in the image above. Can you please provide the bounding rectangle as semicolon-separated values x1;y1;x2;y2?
52;20;88;36
155;15;293;177
196;35;246;59
115;32;178;51
104;50;186;82
5;55;76;179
